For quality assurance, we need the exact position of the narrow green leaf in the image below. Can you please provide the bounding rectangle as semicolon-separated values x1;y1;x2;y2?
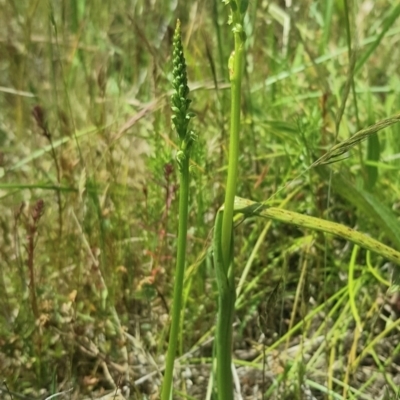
233;196;400;266
348;246;362;332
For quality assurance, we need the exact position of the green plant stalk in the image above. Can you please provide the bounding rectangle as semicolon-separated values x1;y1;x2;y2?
161;19;194;399
220;34;245;267
161;156;190;400
214;15;246;400
214;207;235;399
216;283;236;395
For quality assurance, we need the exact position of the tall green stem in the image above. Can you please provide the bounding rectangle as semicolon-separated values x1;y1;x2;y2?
214;207;236;400
221;33;245;267
214;2;247;398
162;156;190;400
216;284;236;396
161;19;195;400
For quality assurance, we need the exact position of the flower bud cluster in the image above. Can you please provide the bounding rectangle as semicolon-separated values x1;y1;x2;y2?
171;20;194;148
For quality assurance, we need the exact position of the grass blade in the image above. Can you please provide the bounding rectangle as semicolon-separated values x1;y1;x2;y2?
233;197;400;266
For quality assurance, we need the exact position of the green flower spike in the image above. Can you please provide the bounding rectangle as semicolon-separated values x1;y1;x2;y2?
171;20;195;152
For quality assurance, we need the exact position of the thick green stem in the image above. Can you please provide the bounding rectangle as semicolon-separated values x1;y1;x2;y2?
215;27;246;400
161;156;190;400
221;34;245;268
216;284;236;397
214;207;236;399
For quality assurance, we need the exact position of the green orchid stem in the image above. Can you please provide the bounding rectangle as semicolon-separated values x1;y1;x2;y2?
216;262;236;399
161;156;190;400
216;28;245;400
221;34;245;267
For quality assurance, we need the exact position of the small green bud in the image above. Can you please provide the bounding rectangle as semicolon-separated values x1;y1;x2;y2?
176;150;186;171
232;23;243;34
228;50;235;80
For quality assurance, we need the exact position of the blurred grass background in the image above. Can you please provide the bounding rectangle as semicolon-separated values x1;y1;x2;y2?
1;0;400;399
